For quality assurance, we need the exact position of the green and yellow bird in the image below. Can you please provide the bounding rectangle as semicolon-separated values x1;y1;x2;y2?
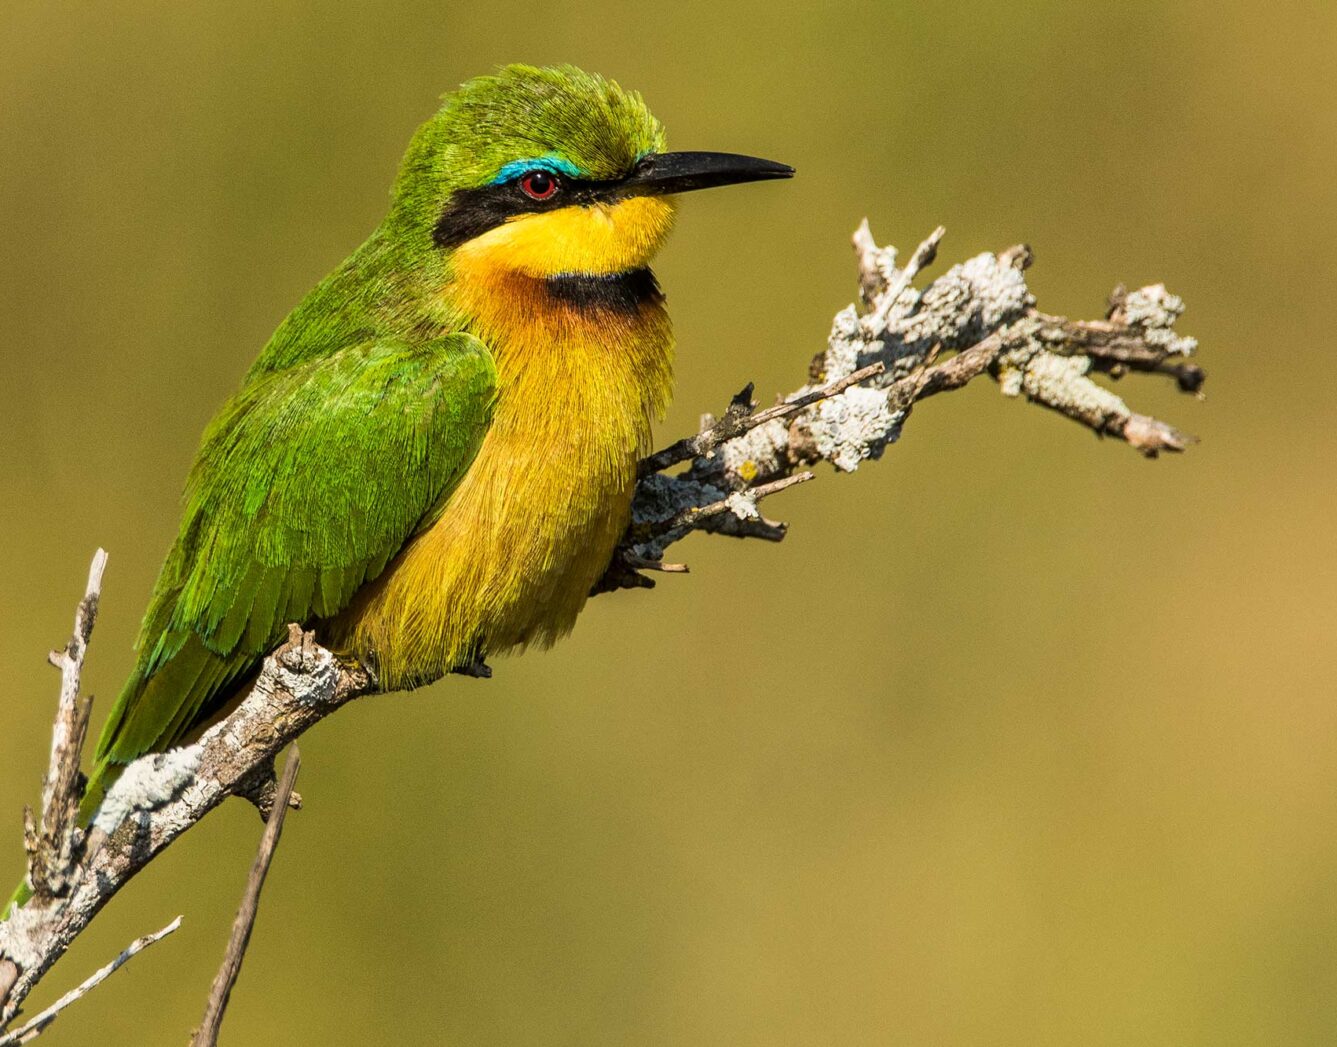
10;64;790;909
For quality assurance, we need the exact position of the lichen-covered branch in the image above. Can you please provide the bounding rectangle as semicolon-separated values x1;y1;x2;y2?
0;622;371;1031
605;222;1201;583
0;222;1203;1035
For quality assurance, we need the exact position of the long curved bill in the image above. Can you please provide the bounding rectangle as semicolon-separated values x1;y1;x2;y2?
618;151;795;196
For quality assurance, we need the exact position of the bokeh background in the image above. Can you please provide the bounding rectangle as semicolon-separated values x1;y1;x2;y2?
2;1;1333;1044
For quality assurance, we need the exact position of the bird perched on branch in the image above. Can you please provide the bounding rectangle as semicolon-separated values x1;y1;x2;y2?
10;62;790;914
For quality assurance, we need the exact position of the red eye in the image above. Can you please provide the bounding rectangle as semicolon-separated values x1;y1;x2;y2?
519;170;559;201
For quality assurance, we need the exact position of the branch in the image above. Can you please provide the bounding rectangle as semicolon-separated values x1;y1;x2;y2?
604;222;1202;583
0;622;372;1031
0;222;1204;1035
191;746;301;1047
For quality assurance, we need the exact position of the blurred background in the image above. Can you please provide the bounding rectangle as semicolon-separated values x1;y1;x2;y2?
2;1;1333;1044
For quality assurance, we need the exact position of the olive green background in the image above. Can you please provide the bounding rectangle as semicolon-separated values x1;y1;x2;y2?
2;1;1333;1044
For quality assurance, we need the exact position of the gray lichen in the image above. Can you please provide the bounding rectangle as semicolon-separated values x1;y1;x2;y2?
91;749;202;837
801;386;904;472
1119;283;1198;357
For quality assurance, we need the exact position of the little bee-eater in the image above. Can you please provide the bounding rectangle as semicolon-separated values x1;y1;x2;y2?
36;63;792;863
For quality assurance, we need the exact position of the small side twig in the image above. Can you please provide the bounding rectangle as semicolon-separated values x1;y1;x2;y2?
190;746;302;1047
661;471;814;535
867;225;945;332
638;362;885;477
622;555;689;574
23;550;106;903
0;916;181;1046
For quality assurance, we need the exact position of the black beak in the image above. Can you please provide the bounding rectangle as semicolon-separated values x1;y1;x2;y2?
618;151;794;196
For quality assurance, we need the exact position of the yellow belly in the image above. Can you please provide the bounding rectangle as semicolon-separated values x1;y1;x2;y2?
328;266;673;688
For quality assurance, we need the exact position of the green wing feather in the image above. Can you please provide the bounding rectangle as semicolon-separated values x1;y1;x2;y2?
93;334;497;768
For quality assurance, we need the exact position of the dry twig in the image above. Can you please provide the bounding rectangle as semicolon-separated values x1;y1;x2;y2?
191;747;301;1047
0;916;181;1046
25;550;106;903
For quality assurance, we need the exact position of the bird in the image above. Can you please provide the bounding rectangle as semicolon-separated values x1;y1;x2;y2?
8;64;791;912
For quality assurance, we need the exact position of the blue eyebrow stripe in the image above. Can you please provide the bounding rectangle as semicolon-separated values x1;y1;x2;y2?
492;154;583;184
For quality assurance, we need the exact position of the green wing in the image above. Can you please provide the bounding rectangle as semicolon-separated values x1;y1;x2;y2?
94;334;496;767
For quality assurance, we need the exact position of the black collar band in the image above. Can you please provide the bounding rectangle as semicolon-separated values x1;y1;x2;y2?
543;269;663;313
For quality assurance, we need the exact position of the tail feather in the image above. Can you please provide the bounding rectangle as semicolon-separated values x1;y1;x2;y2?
5;878;32;919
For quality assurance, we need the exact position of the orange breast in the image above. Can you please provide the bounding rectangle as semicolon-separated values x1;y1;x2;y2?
329;263;673;688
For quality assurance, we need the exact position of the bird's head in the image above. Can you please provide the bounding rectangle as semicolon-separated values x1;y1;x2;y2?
389;64;792;281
